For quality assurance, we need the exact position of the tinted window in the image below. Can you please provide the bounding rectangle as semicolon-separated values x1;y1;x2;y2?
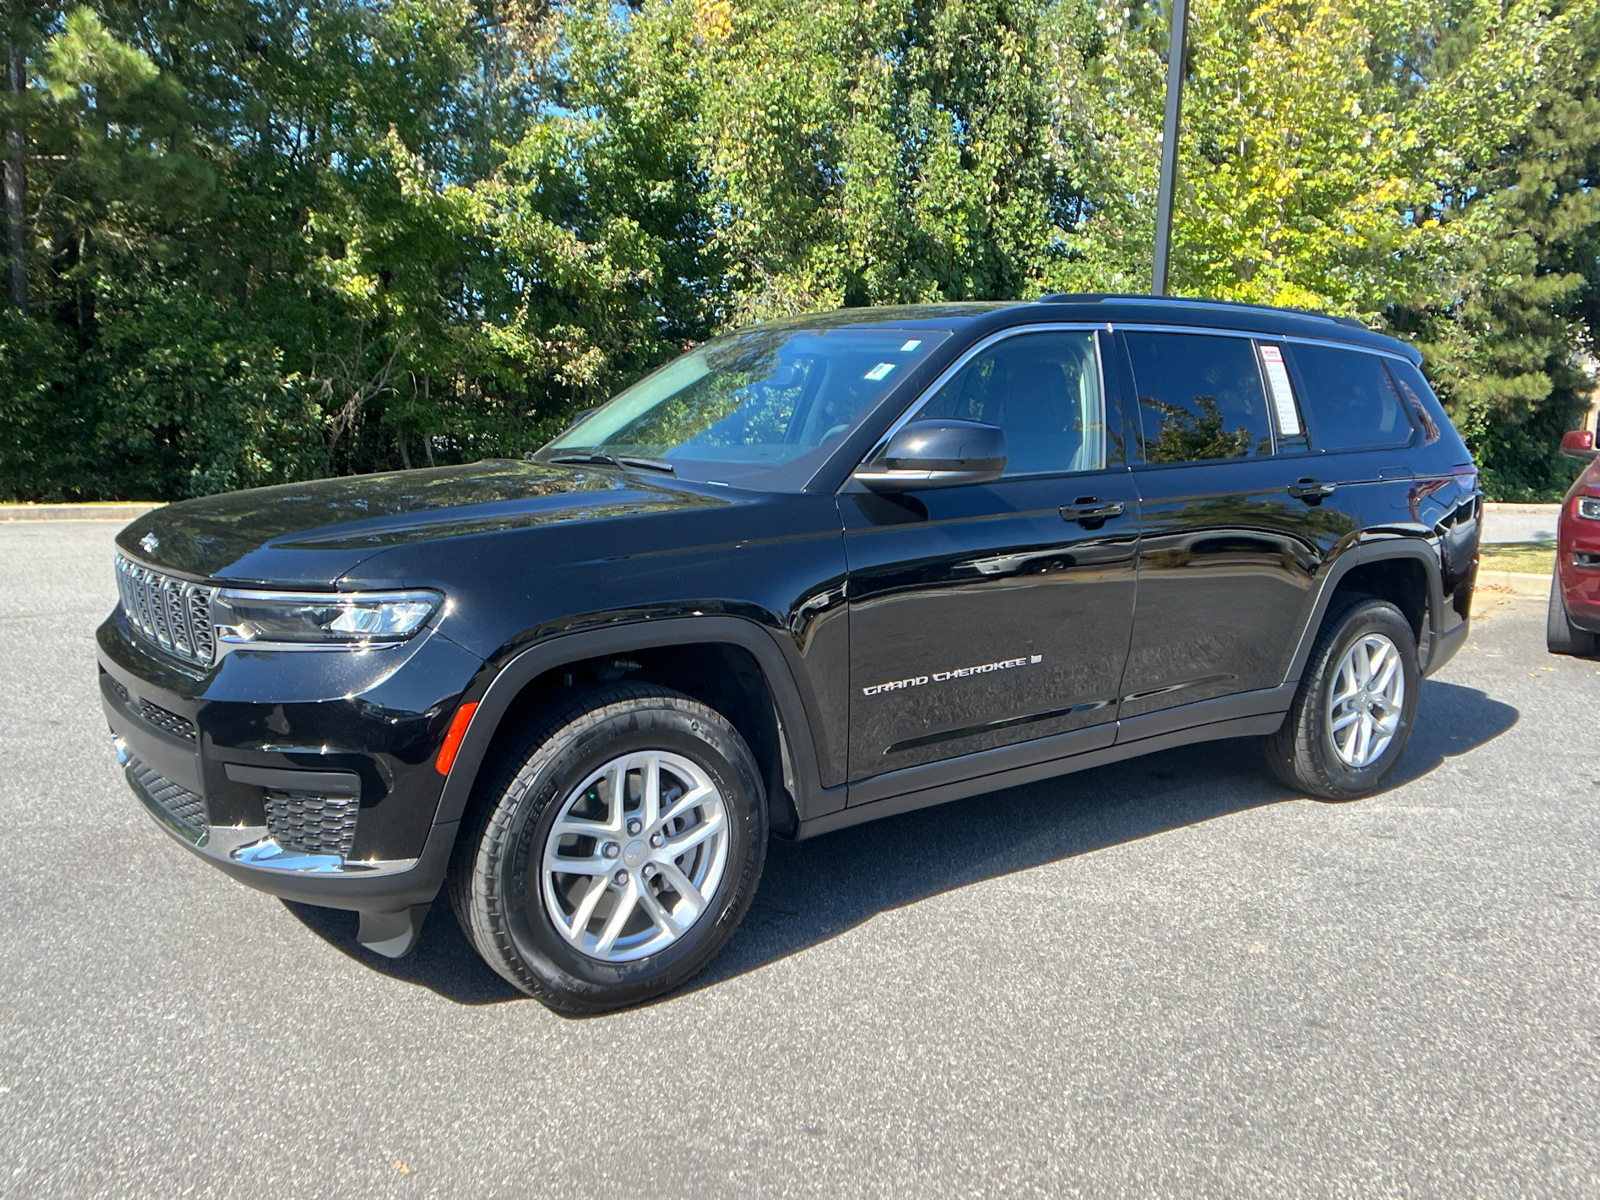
916;331;1105;476
1125;332;1272;463
1289;344;1413;451
1383;359;1443;445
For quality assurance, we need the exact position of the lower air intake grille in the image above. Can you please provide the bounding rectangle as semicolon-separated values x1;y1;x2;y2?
264;793;359;859
127;755;209;838
139;699;197;743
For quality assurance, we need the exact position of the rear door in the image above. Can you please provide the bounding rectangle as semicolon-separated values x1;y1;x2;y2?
840;326;1141;783
1114;328;1359;727
1280;339;1423;521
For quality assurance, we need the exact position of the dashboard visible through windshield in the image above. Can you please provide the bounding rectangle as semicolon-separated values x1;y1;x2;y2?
541;325;951;489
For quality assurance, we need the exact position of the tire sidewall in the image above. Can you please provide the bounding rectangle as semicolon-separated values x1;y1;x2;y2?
1308;601;1420;796
493;701;764;1008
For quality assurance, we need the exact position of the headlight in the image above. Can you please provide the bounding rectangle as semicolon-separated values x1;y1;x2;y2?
213;589;443;649
1578;497;1600;521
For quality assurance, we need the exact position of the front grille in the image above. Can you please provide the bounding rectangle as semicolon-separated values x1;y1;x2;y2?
115;553;218;667
139;699;197;743
264;793;359;859
127;754;209;838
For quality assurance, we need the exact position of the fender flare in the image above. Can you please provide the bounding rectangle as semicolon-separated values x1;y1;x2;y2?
1280;536;1451;686
431;616;835;830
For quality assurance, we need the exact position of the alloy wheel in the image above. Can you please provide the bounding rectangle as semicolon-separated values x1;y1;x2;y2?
540;750;729;963
1326;632;1406;768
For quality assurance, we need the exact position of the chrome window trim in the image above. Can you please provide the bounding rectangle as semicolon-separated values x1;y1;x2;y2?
857;322;1114;480
1111;321;1414;364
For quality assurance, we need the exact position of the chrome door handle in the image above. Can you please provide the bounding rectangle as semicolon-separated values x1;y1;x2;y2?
1287;479;1337;503
1060;498;1126;525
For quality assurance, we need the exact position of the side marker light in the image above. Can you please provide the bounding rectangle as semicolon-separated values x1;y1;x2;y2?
435;702;479;775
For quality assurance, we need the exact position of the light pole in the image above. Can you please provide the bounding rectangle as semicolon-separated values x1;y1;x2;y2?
1151;0;1189;296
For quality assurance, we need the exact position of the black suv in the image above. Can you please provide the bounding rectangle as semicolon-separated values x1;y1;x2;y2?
99;296;1482;1013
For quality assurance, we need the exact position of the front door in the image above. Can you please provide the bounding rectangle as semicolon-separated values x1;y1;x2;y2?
840;328;1141;783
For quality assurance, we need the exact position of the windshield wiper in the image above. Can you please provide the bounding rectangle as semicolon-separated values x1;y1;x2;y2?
547;452;675;475
615;455;675;474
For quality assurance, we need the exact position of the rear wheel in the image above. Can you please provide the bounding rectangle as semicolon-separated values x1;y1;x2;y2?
1261;595;1420;800
449;683;767;1015
1546;570;1599;656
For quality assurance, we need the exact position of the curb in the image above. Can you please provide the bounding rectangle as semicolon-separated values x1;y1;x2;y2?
1482;502;1561;516
1476;570;1550;599
0;503;161;522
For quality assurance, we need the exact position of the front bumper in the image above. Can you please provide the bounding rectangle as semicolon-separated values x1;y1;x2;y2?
118;730;458;906
98;608;485;945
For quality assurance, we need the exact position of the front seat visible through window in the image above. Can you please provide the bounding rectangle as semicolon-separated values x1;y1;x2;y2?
916;331;1104;476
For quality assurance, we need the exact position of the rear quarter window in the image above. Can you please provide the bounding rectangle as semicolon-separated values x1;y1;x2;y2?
1287;343;1414;451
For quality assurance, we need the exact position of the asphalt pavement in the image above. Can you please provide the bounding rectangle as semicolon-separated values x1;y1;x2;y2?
1;521;1597;1199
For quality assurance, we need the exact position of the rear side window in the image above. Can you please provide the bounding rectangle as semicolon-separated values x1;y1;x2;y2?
1383;359;1444;445
1124;332;1273;463
1289;344;1413;451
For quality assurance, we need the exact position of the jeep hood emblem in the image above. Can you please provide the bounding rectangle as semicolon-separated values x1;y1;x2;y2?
139;532;159;554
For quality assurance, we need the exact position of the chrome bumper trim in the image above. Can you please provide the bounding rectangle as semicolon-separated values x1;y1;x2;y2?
117;737;419;878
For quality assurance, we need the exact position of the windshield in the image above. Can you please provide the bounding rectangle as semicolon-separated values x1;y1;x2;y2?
541;326;951;489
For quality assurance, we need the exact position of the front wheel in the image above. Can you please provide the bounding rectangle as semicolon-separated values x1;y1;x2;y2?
1546;570;1599;657
1261;595;1421;800
449;684;767;1015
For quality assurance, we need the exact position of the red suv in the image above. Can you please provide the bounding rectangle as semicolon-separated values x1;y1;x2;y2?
1549;426;1600;655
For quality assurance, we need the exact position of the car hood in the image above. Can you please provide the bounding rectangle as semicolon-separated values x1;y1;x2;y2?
116;460;733;585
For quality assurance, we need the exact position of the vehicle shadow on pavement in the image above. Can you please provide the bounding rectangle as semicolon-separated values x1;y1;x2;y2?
684;678;1518;999
282;678;1516;1009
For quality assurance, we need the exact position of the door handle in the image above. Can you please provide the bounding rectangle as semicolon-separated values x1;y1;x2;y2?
1287;478;1337;504
1060;498;1126;526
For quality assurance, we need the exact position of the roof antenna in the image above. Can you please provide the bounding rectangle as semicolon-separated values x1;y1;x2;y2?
1151;0;1189;297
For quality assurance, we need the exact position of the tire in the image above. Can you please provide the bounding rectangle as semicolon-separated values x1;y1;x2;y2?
448;683;767;1015
1546;570;1599;656
1260;595;1421;801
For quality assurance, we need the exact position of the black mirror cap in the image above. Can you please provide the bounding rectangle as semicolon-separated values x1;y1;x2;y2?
855;419;1007;492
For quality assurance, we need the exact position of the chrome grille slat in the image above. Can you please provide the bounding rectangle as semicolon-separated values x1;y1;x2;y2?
115;554;218;667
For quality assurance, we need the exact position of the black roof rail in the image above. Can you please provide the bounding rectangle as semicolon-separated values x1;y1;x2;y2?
1034;292;1370;331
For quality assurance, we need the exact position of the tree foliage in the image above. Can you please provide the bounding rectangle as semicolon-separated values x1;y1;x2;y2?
0;0;1596;501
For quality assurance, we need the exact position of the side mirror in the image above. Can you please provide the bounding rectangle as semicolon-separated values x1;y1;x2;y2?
854;419;1007;492
1561;429;1598;460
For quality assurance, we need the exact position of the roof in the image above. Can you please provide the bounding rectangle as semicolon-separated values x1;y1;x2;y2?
755;295;1423;366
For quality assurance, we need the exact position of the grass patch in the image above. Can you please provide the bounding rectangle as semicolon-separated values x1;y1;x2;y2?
1479;540;1556;576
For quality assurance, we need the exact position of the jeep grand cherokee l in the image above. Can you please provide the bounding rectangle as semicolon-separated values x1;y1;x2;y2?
98;295;1482;1014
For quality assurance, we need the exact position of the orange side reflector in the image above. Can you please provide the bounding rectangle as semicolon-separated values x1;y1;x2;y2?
434;702;479;776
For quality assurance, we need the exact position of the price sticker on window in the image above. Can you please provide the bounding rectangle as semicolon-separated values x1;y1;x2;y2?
1259;345;1302;437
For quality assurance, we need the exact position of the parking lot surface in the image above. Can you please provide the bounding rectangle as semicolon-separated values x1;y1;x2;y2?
1;521;1597;1199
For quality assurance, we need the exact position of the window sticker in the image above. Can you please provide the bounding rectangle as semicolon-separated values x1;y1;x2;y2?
899;339;922;352
864;362;897;381
1259;345;1302;437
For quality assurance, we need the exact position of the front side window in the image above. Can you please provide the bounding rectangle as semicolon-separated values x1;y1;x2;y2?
542;326;950;489
913;330;1105;476
1125;331;1273;464
1288;343;1414;451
